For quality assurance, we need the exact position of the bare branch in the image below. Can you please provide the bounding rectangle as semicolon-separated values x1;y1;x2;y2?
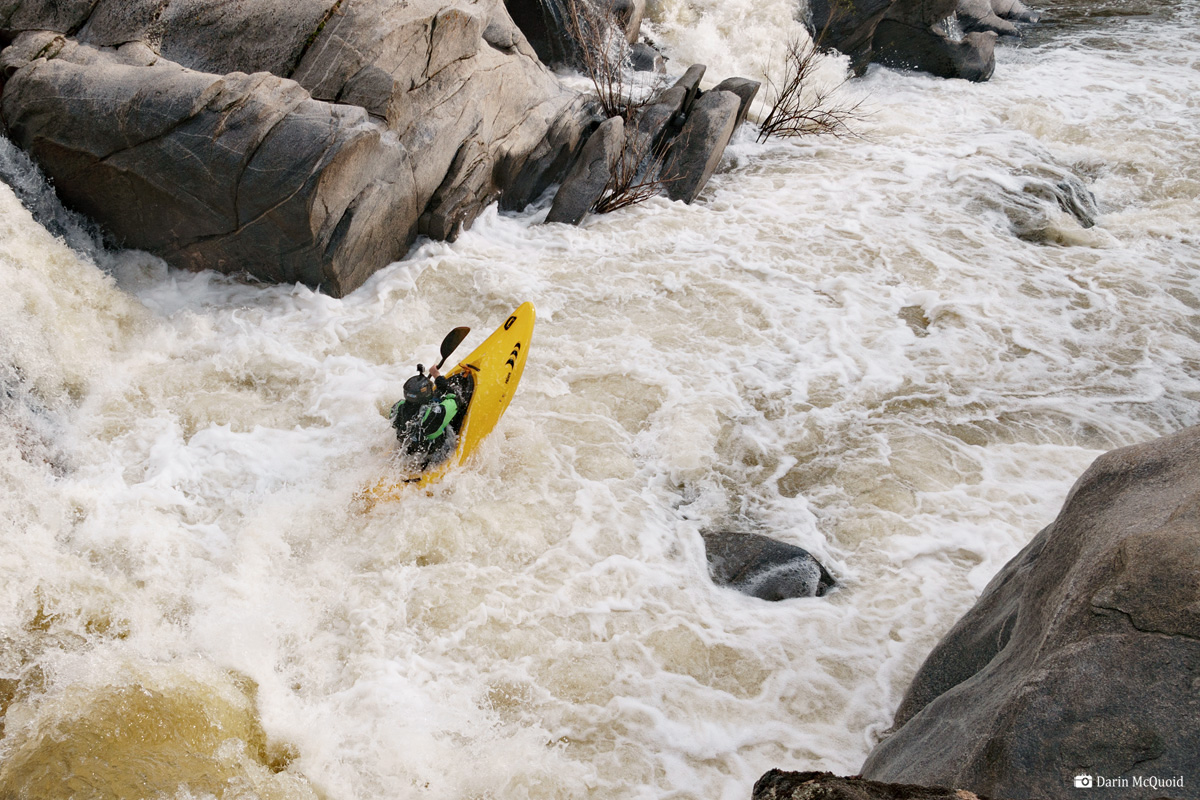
593;134;662;213
757;35;863;142
561;0;664;120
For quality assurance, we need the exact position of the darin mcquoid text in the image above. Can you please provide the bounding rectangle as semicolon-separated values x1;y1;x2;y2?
1073;774;1185;790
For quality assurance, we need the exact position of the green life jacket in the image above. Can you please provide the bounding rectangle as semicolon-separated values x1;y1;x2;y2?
419;396;459;440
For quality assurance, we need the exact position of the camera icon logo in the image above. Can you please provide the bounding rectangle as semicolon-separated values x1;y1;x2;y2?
1074;774;1094;789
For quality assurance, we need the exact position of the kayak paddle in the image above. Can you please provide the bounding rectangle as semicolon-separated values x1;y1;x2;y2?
435;326;471;370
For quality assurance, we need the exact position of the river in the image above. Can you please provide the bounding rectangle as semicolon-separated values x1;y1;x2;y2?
1;0;1198;798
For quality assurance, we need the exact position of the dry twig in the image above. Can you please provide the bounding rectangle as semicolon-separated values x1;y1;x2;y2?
593;125;675;213
561;0;663;120
757;36;862;142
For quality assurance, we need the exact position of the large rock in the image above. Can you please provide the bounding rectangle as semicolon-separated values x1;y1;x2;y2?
871;24;996;82
544;63;758;226
661;89;740;204
753;770;1000;800
712;77;760;128
629;41;663;73
544;115;623;225
805;0;1019;82
806;0;895;73
861;426;1200;799
0;0;590;295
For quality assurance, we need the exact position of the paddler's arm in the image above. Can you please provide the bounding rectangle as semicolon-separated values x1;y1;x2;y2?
429;364;449;393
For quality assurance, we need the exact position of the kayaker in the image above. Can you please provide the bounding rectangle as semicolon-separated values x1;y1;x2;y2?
390;363;463;462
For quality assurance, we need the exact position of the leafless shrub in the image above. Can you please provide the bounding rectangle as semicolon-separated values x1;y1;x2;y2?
756;35;863;142
558;0;674;213
561;0;663;120
593;127;674;214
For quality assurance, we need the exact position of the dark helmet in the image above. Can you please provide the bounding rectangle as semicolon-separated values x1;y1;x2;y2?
403;371;434;404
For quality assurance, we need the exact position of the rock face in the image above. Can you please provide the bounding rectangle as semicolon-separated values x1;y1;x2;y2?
753;770;999;800
662;90;741;203
545;115;624;224
872;24;996;83
0;0;591;296
544;63;759;225
712;77;761;128
502;0;646;68
805;0;1034;81
702;531;835;600
861;426;1200;799
806;0;896;73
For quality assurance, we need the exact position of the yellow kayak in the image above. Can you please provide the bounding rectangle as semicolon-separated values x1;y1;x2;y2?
358;302;535;505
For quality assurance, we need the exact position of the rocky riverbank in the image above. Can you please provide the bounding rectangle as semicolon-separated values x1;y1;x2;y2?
755;426;1200;800
0;0;1039;297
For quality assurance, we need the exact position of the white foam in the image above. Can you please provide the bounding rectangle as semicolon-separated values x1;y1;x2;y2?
4;5;1200;798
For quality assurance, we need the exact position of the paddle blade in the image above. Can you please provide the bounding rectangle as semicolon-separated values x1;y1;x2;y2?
436;326;471;368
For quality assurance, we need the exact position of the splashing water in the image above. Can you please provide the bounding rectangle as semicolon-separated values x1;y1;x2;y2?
2;1;1200;798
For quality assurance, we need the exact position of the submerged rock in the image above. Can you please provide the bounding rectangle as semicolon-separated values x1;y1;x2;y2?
861;426;1200;799
0;664;316;799
702;531;835;600
975;163;1099;243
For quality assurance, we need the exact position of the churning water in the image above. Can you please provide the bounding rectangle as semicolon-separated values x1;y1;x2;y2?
2;0;1199;797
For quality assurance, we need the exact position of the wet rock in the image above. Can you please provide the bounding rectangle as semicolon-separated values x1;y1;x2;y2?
701;531;835;600
609;0;645;45
805;0;895;74
0;362;70;476
0;0;589;296
545;115;624;225
0;131;98;252
503;0;644;67
873;21;996;83
805;0;1032;81
1046;173;1098;228
544;62;759;224
861;426;1200;800
985;165;1099;243
622;63;707;158
629;41;664;73
661;89;740;204
712;76;760;128
627;91;685;160
957;0;1020;36
991;0;1040;22
502;0;570;64
672;63;707;121
753;770;1001;800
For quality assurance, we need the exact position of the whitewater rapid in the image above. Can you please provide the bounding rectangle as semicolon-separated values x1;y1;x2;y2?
2;1;1200;798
